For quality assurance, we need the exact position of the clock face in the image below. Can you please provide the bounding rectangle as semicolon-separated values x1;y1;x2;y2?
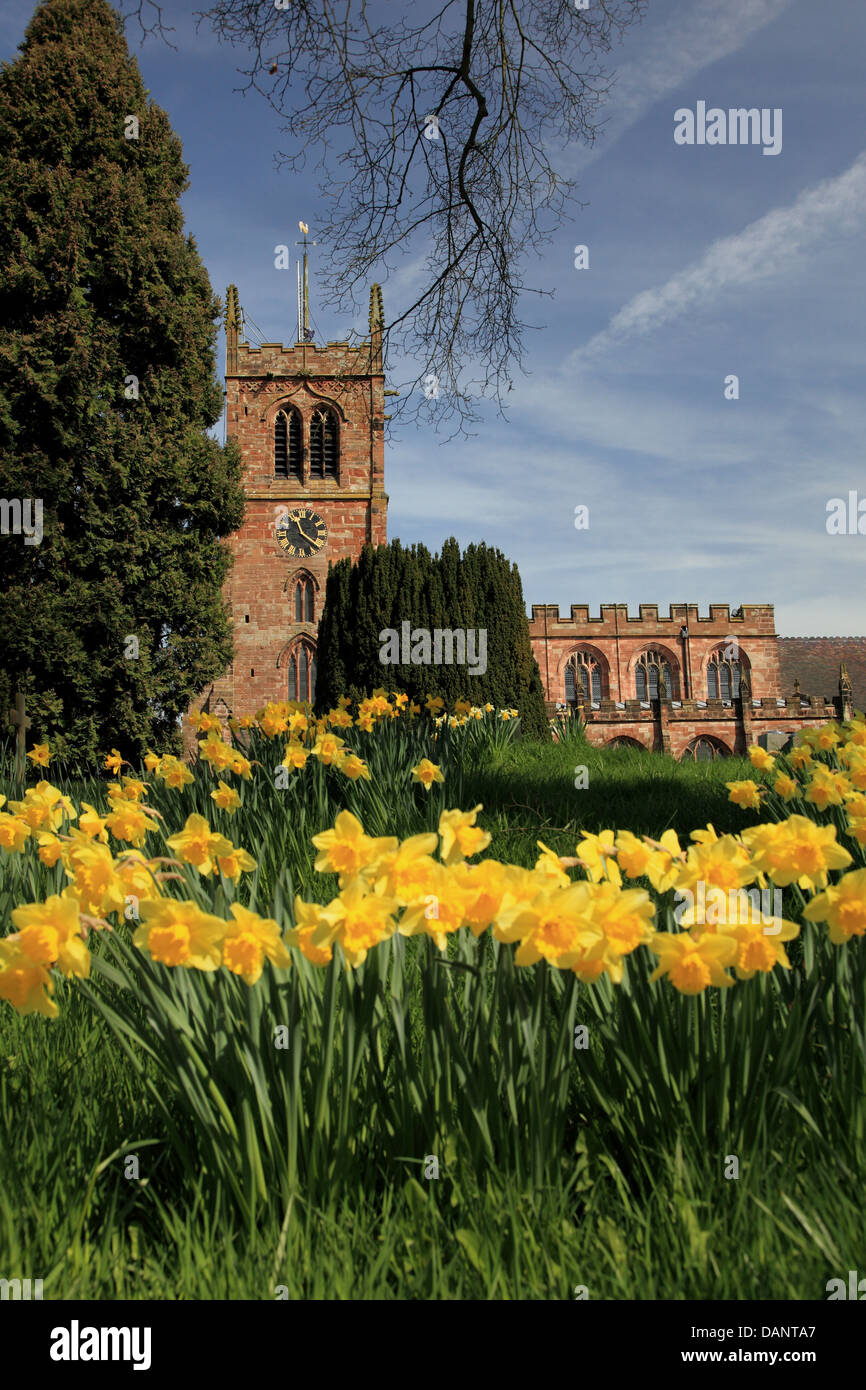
276;508;327;558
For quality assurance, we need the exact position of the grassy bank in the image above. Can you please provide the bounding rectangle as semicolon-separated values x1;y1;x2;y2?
0;710;863;1299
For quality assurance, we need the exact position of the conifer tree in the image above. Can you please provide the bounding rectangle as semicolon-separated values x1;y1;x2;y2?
315;538;549;739
0;0;244;763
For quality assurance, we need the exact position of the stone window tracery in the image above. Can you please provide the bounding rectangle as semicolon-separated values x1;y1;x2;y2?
565;650;603;702
293;575;315;624
635;650;679;700
288;640;316;703
707;649;743;699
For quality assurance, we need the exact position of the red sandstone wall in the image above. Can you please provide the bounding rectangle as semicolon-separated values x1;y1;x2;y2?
200;336;387;716
530;603;780;704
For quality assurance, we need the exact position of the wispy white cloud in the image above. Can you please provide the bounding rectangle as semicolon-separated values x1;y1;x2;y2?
573;0;795;168
571;151;866;358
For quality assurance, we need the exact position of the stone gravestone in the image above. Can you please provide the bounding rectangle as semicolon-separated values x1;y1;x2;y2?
758;730;792;753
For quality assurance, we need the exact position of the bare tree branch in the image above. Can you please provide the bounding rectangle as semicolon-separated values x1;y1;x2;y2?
119;0;177;49
196;0;646;432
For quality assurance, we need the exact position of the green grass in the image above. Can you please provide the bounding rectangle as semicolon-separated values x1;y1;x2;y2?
0;728;864;1299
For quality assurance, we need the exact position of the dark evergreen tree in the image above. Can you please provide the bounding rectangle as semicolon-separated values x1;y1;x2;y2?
315;537;549;739
0;0;244;764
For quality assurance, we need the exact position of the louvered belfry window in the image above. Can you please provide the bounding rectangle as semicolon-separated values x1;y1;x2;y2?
275;409;302;479
309;407;338;479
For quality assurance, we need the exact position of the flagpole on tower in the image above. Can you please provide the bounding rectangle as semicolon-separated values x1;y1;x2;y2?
296;221;316;342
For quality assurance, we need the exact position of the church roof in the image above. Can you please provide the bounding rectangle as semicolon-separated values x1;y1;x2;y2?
778;637;866;704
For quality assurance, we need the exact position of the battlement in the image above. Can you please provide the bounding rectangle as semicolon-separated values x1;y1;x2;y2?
529;602;776;632
231;338;382;379
225;282;384;378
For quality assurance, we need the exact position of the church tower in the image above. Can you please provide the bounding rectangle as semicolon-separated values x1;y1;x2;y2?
202;275;388;717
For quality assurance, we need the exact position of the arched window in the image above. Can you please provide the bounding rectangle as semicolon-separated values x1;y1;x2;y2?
683;737;728;762
275;409;302;480
309;407;338;479
565;650;603;703
707;649;742;699
293;575;315;624
288;641;316;703
635;650;679;700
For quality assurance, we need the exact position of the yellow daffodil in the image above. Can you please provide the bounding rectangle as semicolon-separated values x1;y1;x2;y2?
495;882;601;971
8;784;75;832
0;814;31;853
741;815;852;891
398;864;470;951
104;803;159;848
166;813;233;877
27;743;51;767
10;895;90;978
77;802;109;842
311;811;397;884
788;746;815;773
676;835;755;897
337;752;371;782
586;882;656;981
370;834;439;903
803;868;866;944
707;916;800;980
410;758;444;790
62;837;127;918
312;878;400;969
575;829;622;887
215;845;257;883
198;732;234;770
726;779;763;810
0;939;57;1017
134;899;226;970
748;745;775;772
846;817;866;847
649;931;737;994
772;773;799;802
281;742;309;772
221;903;291;984
328;708;354;730
211;781;242;813
438;805;491;865
449;859;512;936
312;733;345;766
804;768;849;812
534;841;572;887
115;850;159;904
36;833;63;867
157;756;195;789
286;899;334;967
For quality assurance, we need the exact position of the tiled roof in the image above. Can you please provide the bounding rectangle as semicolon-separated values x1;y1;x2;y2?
777;638;866;704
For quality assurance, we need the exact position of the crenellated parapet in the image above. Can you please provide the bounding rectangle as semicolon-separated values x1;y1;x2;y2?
529;602;775;633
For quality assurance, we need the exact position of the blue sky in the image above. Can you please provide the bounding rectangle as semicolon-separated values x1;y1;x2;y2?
3;0;864;635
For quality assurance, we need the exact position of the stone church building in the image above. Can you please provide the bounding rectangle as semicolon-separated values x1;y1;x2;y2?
196;284;863;758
